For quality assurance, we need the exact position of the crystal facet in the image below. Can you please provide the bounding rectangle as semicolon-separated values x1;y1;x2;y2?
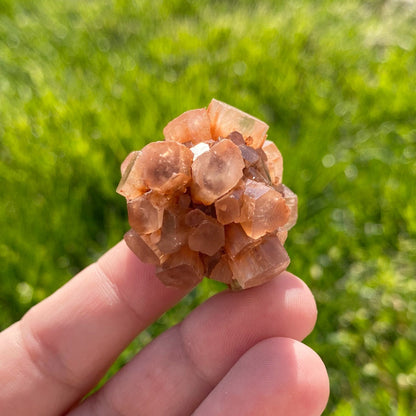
124;229;166;265
209;255;234;285
139;141;193;194
207;99;269;148
188;216;225;256
118;99;297;289
116;151;147;200
262;140;283;185
228;235;290;289
163;108;212;145
240;179;290;239
127;193;164;234
156;246;204;288
191;139;245;205
277;184;298;231
215;183;245;225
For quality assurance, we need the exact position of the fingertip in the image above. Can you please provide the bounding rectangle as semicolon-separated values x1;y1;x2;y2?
278;272;318;339
251;337;330;416
193;337;330;416
292;339;330;416
252;271;317;340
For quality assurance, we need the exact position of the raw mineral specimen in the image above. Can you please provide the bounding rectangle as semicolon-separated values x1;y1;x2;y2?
117;99;297;289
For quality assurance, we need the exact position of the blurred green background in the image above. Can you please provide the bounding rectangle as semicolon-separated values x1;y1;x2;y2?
1;0;416;414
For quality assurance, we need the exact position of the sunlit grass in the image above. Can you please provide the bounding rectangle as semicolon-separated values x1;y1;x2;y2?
1;0;416;414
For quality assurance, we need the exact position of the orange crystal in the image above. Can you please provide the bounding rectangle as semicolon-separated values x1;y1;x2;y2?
163;108;212;145
209;254;234;285
118;99;297;289
215;183;245;225
117;141;193;199
127;193;164;234
188;216;225;256
228;235;290;289
240;179;290;239
156;246;204;288
207;99;269;148
124;229;166;265
262;140;283;185
191;139;245;205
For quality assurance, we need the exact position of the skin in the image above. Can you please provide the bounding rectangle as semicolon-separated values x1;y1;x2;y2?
0;241;329;415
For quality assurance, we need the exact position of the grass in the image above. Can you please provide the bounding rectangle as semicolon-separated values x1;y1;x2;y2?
1;0;416;414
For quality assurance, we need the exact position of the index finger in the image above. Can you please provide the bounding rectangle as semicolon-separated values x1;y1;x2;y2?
0;241;190;416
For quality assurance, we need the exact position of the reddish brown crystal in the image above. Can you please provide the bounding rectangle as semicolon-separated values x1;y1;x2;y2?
116;151;147;200
156;246;204;288
200;250;223;277
184;209;207;227
185;209;225;256
215;183;245;225
276;230;288;245
127;193;164;234
124;229;165;265
207;99;269;148
240;179;290;239
262;140;283;185
139;141;193;194
117;141;193;200
277;184;298;231
239;144;261;167
120;151;139;175
243;166;270;184
209;255;234;285
155;209;189;254
227;131;245;146
163;108;212;145
191;139;245;205
188;216;225;256
118;99;297;290
228;235;290;289
224;222;257;259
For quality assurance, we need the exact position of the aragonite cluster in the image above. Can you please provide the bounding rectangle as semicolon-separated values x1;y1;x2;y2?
117;99;297;290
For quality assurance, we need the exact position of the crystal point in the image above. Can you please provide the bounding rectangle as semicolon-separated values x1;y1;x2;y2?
124;229;166;265
207;99;269;148
116;151;147;200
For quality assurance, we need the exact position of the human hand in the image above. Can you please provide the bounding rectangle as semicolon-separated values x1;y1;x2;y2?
0;241;329;415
